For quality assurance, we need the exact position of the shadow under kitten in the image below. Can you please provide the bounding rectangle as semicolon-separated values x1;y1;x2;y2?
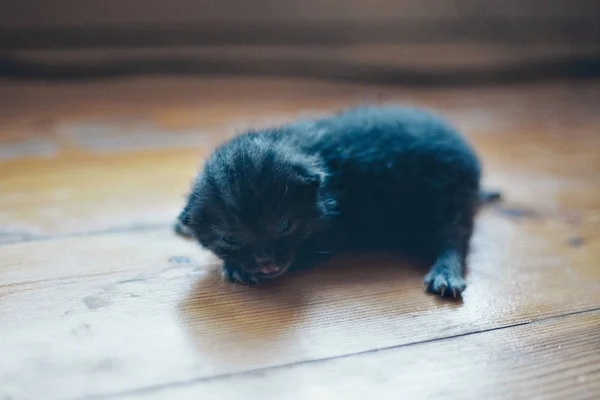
177;252;457;366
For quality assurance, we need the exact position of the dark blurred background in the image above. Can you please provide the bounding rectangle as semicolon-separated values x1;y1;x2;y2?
1;0;599;84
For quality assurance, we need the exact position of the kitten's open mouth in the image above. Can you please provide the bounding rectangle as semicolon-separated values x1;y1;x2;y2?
260;266;281;275
255;261;292;278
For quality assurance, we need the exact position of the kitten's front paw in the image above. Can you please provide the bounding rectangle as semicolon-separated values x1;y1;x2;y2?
424;268;466;299
222;265;264;285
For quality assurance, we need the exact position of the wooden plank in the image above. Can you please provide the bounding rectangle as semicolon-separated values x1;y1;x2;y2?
0;148;200;242
116;311;600;400
13;44;600;71
6;45;600;84
2;1;598;49
4;0;596;29
1;204;599;398
4;19;599;51
1;78;600;242
0;78;384;241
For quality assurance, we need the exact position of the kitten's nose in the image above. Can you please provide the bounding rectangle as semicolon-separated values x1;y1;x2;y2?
255;257;273;267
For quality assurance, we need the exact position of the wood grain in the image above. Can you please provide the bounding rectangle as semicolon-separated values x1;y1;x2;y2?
1;208;599;398
1;77;599;399
117;311;600;400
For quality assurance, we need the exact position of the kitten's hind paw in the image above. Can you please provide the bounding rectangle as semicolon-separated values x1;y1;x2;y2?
424;269;466;299
222;265;264;285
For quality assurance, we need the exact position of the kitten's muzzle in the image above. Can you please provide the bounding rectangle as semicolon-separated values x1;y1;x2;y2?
254;256;286;276
260;265;281;275
255;259;292;278
244;254;294;278
255;257;274;268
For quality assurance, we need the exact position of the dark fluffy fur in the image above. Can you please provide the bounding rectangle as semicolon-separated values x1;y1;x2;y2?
178;107;485;298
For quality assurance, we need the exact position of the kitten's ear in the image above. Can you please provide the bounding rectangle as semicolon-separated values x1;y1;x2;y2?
290;154;326;188
178;208;191;226
174;198;195;238
177;196;193;226
298;164;326;193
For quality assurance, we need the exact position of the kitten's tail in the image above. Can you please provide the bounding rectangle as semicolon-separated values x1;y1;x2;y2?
478;189;502;206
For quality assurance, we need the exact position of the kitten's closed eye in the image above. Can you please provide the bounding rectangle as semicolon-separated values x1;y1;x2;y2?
220;219;295;246
223;235;242;245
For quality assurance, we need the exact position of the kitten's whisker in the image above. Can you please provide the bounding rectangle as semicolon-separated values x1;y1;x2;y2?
230;270;243;289
218;275;225;292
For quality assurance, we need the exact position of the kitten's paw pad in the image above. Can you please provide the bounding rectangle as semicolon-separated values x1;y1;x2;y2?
424;271;466;298
222;265;264;285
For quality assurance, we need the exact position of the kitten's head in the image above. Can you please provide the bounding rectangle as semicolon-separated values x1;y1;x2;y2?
180;131;335;278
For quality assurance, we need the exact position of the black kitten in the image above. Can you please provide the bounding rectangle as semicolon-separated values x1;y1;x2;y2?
178;107;489;298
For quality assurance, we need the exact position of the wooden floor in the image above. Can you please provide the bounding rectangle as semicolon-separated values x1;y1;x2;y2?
1;77;599;400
